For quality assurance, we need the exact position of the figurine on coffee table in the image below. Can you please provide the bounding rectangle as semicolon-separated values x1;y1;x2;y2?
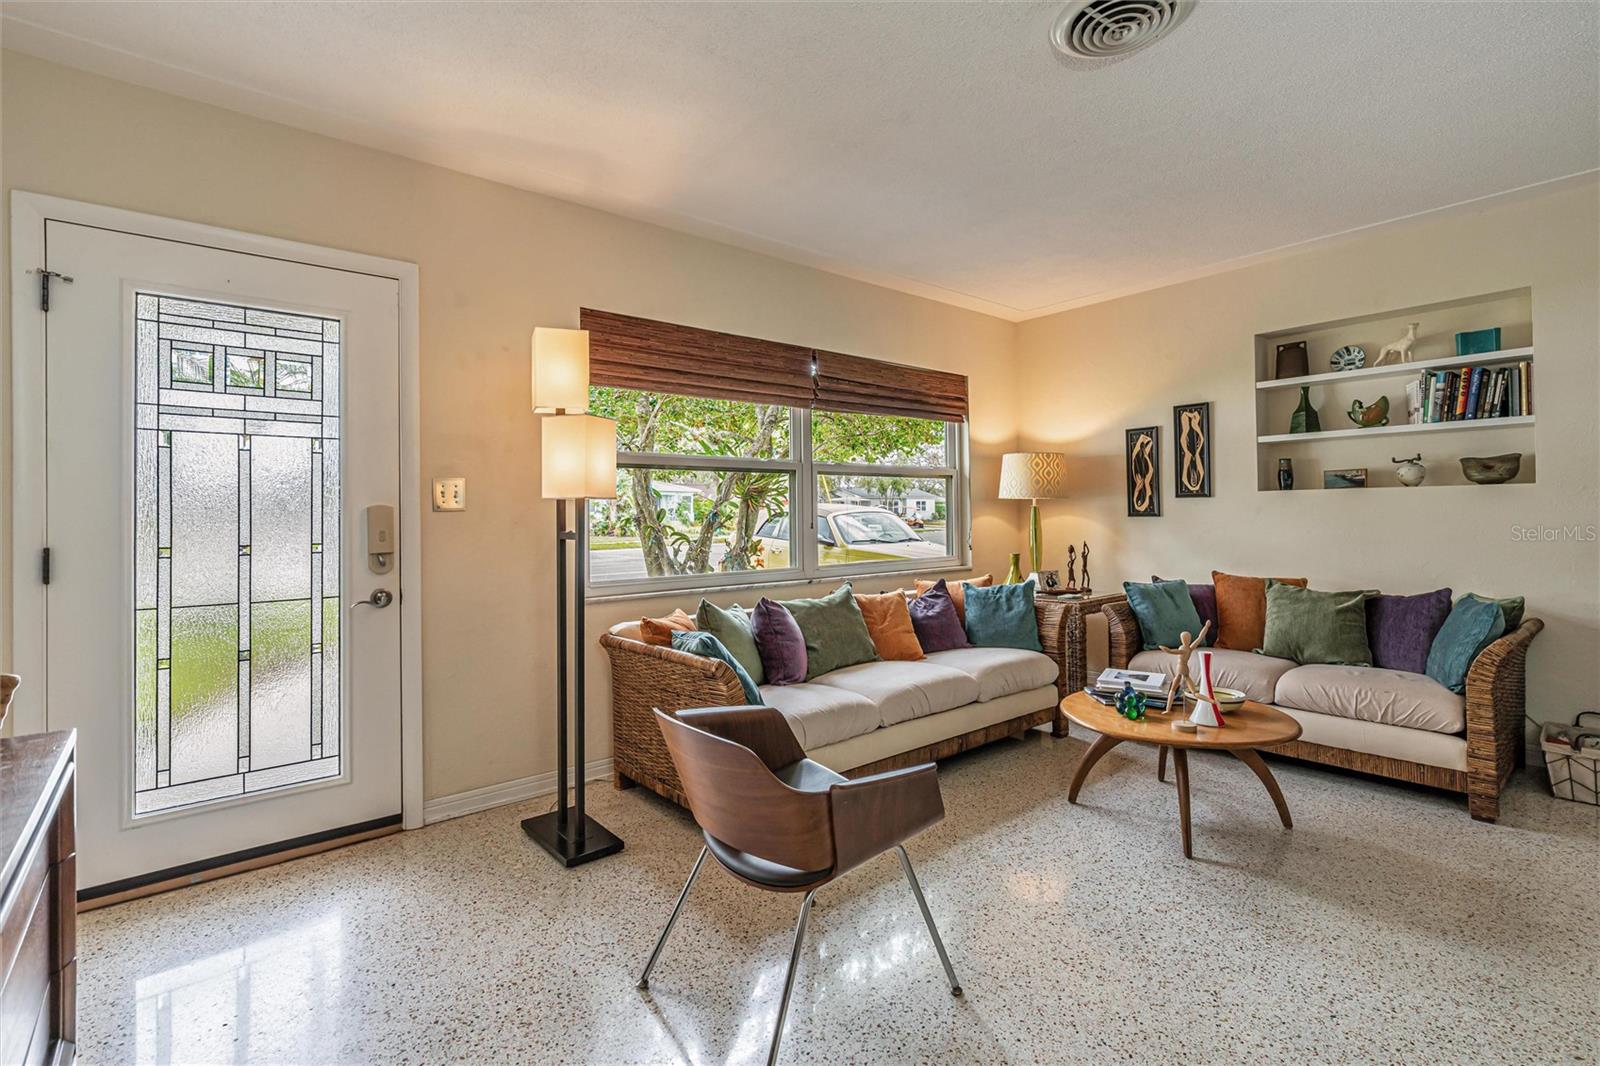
1157;621;1211;710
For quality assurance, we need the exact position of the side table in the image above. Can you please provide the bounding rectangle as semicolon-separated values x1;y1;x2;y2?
1034;591;1128;736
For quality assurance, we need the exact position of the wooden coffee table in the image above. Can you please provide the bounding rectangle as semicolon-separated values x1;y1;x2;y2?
1060;690;1303;859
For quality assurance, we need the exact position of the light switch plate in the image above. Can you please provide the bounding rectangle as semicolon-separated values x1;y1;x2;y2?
433;477;466;512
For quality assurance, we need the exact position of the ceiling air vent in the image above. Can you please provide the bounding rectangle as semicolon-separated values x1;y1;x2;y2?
1050;0;1194;60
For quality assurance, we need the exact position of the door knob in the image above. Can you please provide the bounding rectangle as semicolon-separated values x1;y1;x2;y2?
353;589;394;609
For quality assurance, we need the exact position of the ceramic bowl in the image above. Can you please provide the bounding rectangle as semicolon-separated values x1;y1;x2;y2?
1460;453;1521;485
1185;687;1247;710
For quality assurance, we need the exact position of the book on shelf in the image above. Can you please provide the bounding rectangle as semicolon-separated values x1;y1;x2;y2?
1416;362;1531;424
1464;366;1484;419
1094;668;1167;696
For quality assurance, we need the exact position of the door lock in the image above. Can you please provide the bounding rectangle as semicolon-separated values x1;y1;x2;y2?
353;589;394;610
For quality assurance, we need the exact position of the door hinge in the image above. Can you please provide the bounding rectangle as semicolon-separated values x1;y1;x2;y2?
41;547;51;585
27;268;74;312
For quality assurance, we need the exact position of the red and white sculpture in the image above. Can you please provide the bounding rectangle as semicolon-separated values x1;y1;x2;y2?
1187;650;1226;728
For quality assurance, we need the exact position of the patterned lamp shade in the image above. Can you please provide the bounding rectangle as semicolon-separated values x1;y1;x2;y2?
541;414;618;499
998;452;1068;500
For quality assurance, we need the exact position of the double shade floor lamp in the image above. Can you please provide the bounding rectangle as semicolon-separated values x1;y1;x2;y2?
521;326;625;867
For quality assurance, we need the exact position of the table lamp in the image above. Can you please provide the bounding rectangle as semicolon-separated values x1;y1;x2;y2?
998;452;1069;576
521;327;624;867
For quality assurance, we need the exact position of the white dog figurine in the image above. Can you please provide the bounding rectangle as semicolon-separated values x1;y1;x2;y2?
1373;322;1419;366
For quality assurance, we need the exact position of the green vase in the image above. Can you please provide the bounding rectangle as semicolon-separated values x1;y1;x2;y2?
1289;385;1321;434
1004;552;1023;584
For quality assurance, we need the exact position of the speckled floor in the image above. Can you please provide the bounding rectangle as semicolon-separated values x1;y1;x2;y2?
80;731;1598;1065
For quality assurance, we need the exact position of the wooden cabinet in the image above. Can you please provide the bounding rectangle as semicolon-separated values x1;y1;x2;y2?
1;731;77;1066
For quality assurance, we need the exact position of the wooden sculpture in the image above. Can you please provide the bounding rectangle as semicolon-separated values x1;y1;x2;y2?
1157;622;1211;709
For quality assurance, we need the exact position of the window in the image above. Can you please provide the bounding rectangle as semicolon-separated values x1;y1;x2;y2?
586;389;967;593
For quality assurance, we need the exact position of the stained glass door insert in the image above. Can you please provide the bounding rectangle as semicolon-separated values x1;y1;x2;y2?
134;293;342;815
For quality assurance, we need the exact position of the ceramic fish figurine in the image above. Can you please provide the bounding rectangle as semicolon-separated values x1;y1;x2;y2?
1348;395;1390;428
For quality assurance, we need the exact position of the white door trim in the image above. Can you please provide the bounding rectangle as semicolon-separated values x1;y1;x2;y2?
8;191;425;830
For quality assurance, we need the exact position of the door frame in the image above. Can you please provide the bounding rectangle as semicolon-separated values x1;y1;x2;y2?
8;192;425;830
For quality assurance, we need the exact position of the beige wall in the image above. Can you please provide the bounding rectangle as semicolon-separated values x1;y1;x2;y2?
0;52;1022;798
1016;179;1600;736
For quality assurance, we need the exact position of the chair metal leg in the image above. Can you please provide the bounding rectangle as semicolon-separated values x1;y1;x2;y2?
637;845;708;990
767;890;815;1066
896;845;963;996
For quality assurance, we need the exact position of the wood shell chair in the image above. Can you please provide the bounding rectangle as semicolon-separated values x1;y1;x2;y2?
638;706;962;1065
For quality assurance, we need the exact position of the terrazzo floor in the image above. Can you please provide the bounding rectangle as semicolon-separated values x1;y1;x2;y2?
80;731;1599;1065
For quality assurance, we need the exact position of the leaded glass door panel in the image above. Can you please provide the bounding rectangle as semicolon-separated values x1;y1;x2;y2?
38;219;404;892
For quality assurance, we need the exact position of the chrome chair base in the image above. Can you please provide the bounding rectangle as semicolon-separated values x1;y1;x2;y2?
636;845;963;1064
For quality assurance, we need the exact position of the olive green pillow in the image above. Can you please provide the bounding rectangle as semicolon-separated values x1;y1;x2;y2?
1461;593;1524;632
780;583;881;681
1259;582;1376;666
695;600;764;687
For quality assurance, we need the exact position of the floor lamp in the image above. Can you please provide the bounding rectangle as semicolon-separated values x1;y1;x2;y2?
521;327;625;867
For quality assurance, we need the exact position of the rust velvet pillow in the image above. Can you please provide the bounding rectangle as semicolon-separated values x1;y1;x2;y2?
915;573;992;624
855;592;925;661
639;608;696;646
1211;572;1307;652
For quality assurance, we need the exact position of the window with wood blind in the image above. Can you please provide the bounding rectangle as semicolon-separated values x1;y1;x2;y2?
580;309;969;595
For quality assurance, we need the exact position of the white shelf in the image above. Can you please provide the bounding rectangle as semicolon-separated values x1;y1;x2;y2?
1257;415;1534;445
1256;347;1533;391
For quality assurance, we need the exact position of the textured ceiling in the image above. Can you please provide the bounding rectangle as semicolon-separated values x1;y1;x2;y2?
4;1;1596;320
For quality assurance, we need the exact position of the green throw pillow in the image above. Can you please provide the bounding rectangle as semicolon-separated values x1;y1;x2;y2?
671;631;762;704
1427;595;1509;693
781;583;880;681
1259;583;1375;666
964;579;1043;652
695;600;764;686
1123;579;1204;651
1461;593;1524;632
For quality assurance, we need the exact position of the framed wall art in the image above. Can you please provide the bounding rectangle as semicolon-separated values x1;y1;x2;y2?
1125;426;1161;517
1173;401;1212;499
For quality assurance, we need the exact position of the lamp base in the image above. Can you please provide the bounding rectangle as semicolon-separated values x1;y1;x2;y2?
521;809;625;868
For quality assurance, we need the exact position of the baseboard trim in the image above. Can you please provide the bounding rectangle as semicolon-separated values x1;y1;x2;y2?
423;758;615;825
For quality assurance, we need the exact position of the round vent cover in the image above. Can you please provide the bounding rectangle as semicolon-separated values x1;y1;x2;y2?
1051;0;1194;60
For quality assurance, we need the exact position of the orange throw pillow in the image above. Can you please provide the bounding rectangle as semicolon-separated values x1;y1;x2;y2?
915;574;992;624
640;608;696;646
855;592;925;661
1212;572;1308;651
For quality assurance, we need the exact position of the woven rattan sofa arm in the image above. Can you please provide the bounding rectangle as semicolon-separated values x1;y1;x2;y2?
1034;599;1070;697
602;632;748;806
1103;600;1142;670
1462;617;1543;822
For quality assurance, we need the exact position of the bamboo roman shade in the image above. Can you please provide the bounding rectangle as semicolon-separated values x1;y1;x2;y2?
581;308;815;407
580;308;969;422
812;349;968;422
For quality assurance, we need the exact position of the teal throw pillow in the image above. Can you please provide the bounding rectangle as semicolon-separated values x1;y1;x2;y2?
780;583;881;681
1259;583;1375;666
963;579;1044;652
1425;595;1508;693
695;600;764;686
671;631;762;703
1123;579;1205;651
1461;593;1524;632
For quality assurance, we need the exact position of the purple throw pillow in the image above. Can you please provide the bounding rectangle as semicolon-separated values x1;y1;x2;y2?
1366;588;1453;674
752;598;807;685
1154;576;1218;645
909;580;970;652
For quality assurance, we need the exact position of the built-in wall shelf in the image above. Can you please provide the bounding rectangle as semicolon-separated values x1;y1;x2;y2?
1253;288;1536;491
1258;415;1534;445
1256;346;1533;392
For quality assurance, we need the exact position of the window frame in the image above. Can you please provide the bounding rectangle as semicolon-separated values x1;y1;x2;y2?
585;405;970;598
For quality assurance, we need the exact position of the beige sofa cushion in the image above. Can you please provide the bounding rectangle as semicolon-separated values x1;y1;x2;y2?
813;660;981;729
1274;664;1465;734
1128;648;1297;704
922;647;1059;702
757;683;878;750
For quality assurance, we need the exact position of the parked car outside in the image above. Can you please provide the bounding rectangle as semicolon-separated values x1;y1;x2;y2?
754;504;945;567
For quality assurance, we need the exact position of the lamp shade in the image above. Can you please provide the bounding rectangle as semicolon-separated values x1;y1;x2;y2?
531;327;590;413
998;452;1069;499
541;414;617;499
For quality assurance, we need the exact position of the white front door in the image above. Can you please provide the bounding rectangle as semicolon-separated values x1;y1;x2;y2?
26;214;407;892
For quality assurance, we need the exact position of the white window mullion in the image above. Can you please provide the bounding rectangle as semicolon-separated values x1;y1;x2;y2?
797;407;819;579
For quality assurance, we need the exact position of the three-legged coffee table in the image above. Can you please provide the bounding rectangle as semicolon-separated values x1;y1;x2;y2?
1060;690;1302;859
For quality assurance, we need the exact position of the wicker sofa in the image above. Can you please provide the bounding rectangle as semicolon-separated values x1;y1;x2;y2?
1102;601;1542;822
602;600;1077;807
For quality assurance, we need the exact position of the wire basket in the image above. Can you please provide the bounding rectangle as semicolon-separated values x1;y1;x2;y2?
1541;712;1600;806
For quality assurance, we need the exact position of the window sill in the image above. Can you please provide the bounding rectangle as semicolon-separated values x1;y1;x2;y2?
585;563;978;605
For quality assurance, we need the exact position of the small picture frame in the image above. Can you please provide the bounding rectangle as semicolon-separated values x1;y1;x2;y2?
1036;569;1062;593
1324;467;1369;490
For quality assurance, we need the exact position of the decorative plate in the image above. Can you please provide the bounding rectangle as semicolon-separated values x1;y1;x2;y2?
1330;345;1366;371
